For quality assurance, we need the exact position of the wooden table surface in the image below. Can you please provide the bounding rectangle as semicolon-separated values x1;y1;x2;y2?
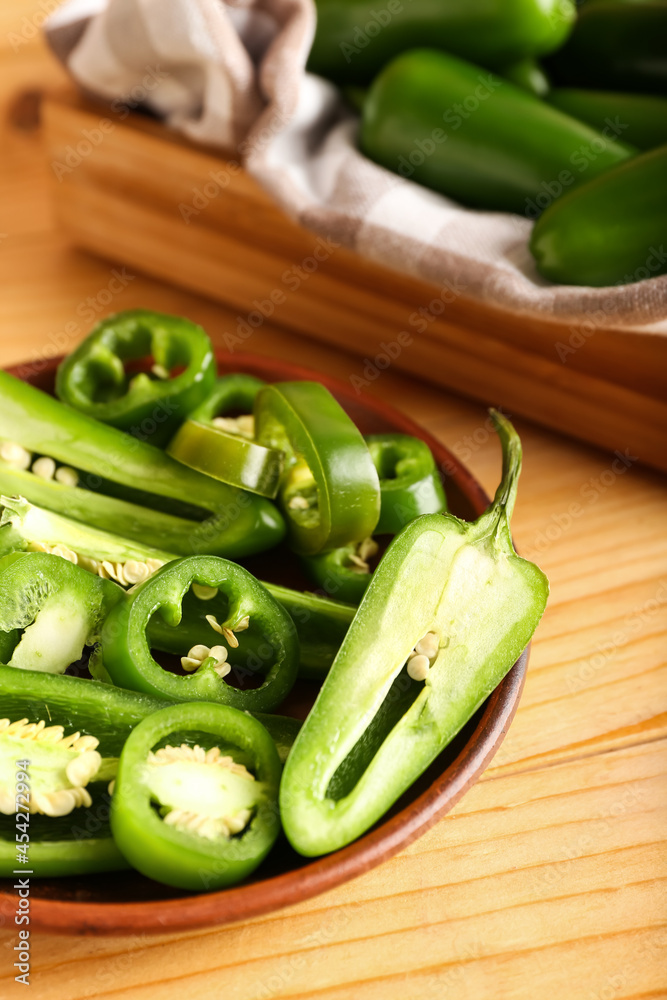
1;12;666;999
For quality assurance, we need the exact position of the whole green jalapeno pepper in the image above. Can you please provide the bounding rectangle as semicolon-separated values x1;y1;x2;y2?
530;145;667;286
544;1;667;96
360;50;635;215
547;89;667;152
0;371;285;558
110;702;282;890
55;310;217;447
98;556;300;713
308;0;576;86
254;381;381;555
280;411;549;856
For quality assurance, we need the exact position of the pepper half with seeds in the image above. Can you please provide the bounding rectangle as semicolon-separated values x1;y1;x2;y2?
110;702;282;890
280;411;549;856
98;556;300;712
0;495;170;586
0;371;285;559
54;309;217;446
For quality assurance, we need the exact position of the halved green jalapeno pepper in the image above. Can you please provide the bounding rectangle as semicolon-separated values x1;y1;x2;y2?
547;89;667;152
55;310;217;446
530;144;667;286
0;371;285;558
360;50;635;215
308;0;575;86
99;556;299;712
167;373;284;498
254;381;380;555
110;702;282;890
0;668;299;877
0;495;172;585
0;551;124;674
280;411;549;856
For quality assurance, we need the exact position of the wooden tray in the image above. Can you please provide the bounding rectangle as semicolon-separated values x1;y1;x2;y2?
0;351;527;935
41;90;667;472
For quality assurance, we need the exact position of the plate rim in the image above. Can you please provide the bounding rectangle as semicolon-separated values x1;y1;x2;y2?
0;350;528;935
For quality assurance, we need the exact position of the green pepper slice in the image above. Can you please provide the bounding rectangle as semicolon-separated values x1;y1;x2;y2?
254;381;380;554
280;411;549;856
360;50;635;215
55;310;217;446
167;373;284;498
302;434;447;603
167;419;283;498
99;556;299;712
0;371;285;558
110;702;281;890
366;434;447;535
530;145;667;286
300;540;377;606
146;579;355;683
0;551;124;674
0;668;299;877
189;373;266;422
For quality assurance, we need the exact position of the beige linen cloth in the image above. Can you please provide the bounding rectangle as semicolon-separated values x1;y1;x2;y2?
46;0;667;328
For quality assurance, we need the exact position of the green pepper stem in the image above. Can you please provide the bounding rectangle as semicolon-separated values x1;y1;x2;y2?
477;409;522;547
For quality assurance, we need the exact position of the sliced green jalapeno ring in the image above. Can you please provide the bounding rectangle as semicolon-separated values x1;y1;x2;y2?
280;411;549;857
110;702;282;891
0;371;286;558
167;419;284;498
55;309;217;446
301;538;378;606
365;433;447;535
189;373;266;425
0;550;124;675
254;381;381;555
99;556;300;713
167;374;284;498
0;667;300;878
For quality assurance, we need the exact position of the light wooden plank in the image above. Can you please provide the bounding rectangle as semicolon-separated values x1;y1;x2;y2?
1;740;664;1000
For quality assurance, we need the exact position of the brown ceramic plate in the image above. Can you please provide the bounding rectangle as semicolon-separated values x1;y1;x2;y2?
0;352;527;936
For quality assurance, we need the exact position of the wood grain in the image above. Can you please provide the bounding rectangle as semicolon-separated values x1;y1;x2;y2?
0;25;666;999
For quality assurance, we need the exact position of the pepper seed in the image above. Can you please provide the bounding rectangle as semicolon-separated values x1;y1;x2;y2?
192;583;219;601
54;466;79;487
407;654;430;682
0;441;31;470
32;456;56;480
